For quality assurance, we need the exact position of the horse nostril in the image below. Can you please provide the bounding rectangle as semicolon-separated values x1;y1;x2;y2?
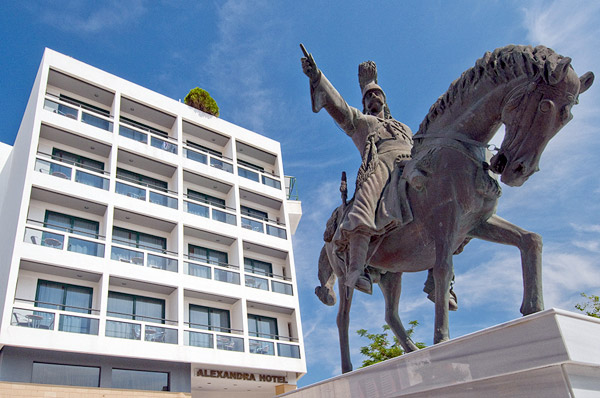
514;163;524;175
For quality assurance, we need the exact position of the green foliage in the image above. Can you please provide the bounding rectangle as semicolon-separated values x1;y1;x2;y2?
575;293;600;318
184;87;220;117
357;321;426;368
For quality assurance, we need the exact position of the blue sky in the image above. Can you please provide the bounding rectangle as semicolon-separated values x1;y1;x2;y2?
1;0;599;388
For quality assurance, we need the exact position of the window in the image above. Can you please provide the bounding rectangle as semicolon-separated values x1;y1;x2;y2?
107;292;165;324
116;168;168;192
189;305;230;332
45;210;99;238
60;94;109;116
36;280;93;314
188;244;228;267
112;368;169;391
52;148;104;172
241;206;268;221
244;258;273;277
187;140;221;157
238;159;264;171
248;314;278;339
32;362;100;387
187;189;225;209
121;116;168;137
112;227;166;253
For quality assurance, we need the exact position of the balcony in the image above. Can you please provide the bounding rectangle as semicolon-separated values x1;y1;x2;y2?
237;162;282;190
184;255;240;285
105;312;178;344
248;334;300;359
241;212;287;240
24;219;106;258
183;144;234;174
245;271;293;296
184;322;244;352
119;118;178;155
34;152;110;191
111;239;178;273
115;176;178;210
43;94;113;132
184;194;236;226
11;298;100;336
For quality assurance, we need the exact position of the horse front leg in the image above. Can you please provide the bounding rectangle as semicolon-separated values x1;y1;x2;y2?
379;271;419;353
432;239;454;344
337;279;354;373
469;214;543;315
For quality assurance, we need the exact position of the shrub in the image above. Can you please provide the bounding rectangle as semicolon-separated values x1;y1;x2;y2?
184;87;219;117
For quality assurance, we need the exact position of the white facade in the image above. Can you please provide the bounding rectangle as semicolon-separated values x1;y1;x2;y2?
0;48;305;397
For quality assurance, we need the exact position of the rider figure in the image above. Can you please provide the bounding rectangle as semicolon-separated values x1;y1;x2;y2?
302;55;413;294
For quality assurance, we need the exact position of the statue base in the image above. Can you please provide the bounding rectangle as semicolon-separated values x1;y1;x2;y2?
282;309;600;397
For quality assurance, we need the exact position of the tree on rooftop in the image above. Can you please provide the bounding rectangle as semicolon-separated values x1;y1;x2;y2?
184;87;219;117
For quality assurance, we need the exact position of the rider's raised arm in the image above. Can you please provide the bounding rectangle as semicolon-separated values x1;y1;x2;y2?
300;45;365;137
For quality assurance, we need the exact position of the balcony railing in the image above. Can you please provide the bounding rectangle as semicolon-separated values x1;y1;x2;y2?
35;152;110;191
111;239;178;273
237;163;282;190
244;270;293;296
24;219;106;258
119;120;178;155
44;94;113;132
184;255;240;285
115;177;178;210
12;298;100;336
248;333;300;358
285;176;299;201
183;145;234;174
241;212;287;240
184;321;244;352
105;312;177;344
184;195;236;226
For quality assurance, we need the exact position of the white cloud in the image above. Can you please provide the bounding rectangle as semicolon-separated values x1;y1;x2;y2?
31;1;146;33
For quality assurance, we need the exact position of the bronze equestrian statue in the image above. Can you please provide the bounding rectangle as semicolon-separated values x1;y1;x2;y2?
301;44;594;373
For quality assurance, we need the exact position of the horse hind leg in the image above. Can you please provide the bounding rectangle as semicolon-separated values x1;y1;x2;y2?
315;244;337;306
379;271;419;353
337;279;353;373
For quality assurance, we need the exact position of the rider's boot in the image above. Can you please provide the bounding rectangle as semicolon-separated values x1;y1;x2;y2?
423;269;458;311
345;232;372;294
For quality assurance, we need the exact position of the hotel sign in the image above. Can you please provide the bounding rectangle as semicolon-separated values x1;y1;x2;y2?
195;369;287;384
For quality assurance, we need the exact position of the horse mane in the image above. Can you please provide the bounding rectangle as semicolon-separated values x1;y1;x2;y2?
417;45;569;136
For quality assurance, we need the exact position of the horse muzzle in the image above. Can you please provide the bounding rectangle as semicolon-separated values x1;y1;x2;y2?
490;152;538;187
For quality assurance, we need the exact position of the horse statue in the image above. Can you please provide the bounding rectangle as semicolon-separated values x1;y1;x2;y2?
310;45;594;373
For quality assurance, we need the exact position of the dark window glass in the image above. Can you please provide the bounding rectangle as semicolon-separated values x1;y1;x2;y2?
112;368;169;391
188;244;228;266
35;280;93;314
120;116;168;137
60;94;110;116
187;140;222;157
241;206;268;221
45;210;99;238
187;189;226;209
248;314;278;339
244;258;273;277
116;168;168;192
112;227;166;253
189;304;230;332
238;159;264;171
107;292;165;324
32;362;100;387
52;148;104;172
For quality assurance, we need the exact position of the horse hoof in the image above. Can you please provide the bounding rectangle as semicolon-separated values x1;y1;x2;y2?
315;286;336;306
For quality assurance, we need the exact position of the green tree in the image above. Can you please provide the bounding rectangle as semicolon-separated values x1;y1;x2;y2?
184;87;219;117
357;321;426;368
575;293;600;318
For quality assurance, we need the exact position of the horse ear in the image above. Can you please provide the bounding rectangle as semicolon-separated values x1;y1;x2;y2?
544;57;572;85
578;71;594;94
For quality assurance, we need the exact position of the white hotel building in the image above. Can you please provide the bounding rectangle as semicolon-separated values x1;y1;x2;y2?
0;49;305;397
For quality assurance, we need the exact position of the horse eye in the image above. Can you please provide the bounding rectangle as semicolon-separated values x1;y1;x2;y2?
539;100;553;113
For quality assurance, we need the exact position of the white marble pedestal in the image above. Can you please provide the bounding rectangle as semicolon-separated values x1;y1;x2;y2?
283;309;600;398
